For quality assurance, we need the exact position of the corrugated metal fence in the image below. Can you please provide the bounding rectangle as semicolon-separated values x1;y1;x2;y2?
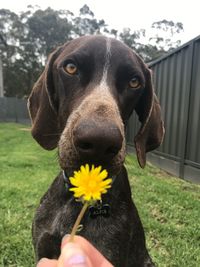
127;35;200;183
0;97;30;124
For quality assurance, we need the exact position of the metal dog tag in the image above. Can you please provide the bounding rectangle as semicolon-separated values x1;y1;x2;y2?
89;204;110;219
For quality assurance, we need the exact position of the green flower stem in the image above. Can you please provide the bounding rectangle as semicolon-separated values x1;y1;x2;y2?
69;202;89;242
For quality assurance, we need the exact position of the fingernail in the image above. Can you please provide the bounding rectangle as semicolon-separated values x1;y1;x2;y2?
62;243;88;267
64;254;87;266
37;258;48;266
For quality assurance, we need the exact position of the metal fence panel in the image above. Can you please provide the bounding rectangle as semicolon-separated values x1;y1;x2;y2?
186;39;200;165
0;97;30;123
127;35;200;183
151;46;191;160
0;97;6;121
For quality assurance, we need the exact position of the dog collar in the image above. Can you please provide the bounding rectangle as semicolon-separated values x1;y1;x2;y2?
62;170;116;219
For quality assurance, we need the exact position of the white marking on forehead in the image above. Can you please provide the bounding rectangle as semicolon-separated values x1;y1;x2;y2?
91;38;121;118
100;38;112;86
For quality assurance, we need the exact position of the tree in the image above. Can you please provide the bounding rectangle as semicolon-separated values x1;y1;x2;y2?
118;20;183;62
72;4;109;37
0;7;74;97
0;9;27;97
26;7;73;57
119;28;144;48
150;20;183;52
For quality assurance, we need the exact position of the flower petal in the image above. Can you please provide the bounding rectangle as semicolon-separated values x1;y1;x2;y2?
69;164;112;203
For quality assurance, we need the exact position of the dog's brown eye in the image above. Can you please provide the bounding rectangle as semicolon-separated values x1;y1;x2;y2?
64;63;77;75
129;78;141;89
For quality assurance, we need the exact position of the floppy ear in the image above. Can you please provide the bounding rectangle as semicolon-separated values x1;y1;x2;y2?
134;68;164;168
28;46;63;150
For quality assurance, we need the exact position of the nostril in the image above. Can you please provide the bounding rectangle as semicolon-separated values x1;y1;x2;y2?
77;141;93;151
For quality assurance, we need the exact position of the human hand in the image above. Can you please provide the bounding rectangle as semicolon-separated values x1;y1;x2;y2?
37;235;113;267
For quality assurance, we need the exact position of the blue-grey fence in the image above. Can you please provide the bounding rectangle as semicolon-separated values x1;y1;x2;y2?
127;35;200;183
0;97;30;124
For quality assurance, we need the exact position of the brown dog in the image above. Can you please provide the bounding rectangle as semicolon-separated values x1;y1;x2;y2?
28;35;164;267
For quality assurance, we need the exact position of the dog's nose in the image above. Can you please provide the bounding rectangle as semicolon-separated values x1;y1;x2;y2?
74;120;123;161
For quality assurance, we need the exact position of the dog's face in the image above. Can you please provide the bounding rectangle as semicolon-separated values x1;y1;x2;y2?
28;36;164;176
56;36;145;175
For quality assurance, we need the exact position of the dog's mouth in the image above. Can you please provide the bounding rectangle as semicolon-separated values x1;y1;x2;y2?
59;148;125;177
61;157;124;178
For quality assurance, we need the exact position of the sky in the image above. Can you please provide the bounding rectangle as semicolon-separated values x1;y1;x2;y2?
1;0;200;44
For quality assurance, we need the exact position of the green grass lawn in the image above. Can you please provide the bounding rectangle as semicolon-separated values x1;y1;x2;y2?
0;123;200;267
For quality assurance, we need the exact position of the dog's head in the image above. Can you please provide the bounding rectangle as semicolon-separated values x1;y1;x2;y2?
28;35;164;176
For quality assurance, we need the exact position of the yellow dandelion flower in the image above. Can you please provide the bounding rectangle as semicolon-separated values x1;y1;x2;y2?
69;164;112;202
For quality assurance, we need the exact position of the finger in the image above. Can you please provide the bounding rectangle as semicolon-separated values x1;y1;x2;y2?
61;235;113;267
61;234;70;250
37;258;57;267
58;242;92;267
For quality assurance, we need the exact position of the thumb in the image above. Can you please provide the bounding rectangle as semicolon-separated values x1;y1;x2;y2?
58;242;92;267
